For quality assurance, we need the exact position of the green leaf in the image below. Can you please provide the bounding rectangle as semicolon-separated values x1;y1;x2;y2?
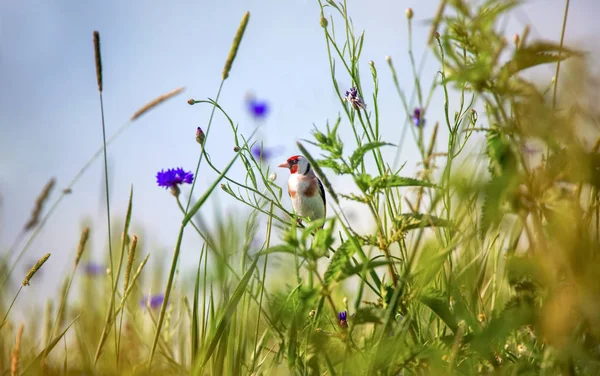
370;175;436;193
471;296;534;353
344;259;393;279
259;245;297;256
24;313;81;373
418;290;458;333
354;173;373;192
499;41;582;80
349;142;393;169
352;307;383;325
200;257;259;367
394;213;450;231
324;241;355;286
339;193;369;203
287;313;298;370
191;246;204;363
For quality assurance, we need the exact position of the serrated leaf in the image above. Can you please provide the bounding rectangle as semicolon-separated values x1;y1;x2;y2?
370;175;436;193
499;41;582;80
354;173;373;192
317;159;347;175
350;142;393;169
324;241;355;286
479;173;517;239
339;193;369;203
471;296;534;352
352;307;383;325
418;290;458;333
344;259;393;279
260;245;297;256
287;313;298;370
394;213;450;231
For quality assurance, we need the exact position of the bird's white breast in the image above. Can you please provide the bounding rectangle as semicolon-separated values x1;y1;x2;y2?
288;174;325;221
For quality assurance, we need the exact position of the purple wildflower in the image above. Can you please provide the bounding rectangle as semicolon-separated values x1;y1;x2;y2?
141;294;165;309
251;144;284;162
344;87;366;110
84;262;105;276
338;311;348;328
412;108;425;127
247;98;269;119
156;168;193;196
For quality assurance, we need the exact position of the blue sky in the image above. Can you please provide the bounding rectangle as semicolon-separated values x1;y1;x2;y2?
1;0;599;294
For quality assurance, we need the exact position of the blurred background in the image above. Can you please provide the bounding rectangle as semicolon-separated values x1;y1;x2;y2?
1;0;600;297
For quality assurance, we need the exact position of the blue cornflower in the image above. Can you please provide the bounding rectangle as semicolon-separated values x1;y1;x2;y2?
156;168;193;196
412;108;425;127
247;98;269;119
141;294;165;309
338;311;348;328
344;87;366;110
84;262;105;276
251;144;284;162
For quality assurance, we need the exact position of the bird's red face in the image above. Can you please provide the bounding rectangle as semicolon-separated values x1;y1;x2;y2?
278;155;301;174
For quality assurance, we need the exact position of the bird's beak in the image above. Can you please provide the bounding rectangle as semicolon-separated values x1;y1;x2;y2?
278;161;290;169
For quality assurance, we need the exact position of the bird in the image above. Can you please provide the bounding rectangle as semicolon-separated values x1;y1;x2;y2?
278;155;326;226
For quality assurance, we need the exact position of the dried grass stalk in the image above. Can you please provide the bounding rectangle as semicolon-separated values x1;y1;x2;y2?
130;87;185;121
427;0;446;45
123;235;138;293
24;178;56;231
11;323;24;376
74;227;90;267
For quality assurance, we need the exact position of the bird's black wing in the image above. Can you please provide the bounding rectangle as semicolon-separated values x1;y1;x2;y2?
317;178;326;217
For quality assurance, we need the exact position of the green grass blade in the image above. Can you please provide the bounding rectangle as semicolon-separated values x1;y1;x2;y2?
23;313;81;373
191;245;205;363
198;257;259;368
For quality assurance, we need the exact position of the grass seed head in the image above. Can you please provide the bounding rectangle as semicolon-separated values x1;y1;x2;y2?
131;87;185;121
222;11;250;80
24;178;56;231
22;253;50;286
93;31;103;92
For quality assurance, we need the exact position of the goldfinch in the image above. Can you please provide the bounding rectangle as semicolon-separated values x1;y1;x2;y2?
278;155;326;225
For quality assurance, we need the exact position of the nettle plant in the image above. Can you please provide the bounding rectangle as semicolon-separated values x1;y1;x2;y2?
232;0;599;374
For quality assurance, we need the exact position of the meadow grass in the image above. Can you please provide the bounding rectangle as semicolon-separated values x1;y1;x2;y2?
2;0;600;375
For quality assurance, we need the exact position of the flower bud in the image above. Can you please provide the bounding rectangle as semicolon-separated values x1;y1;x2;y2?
513;33;520;47
196;127;205;145
320;16;328;28
187;98;196;105
233;146;240;152
269;172;277;182
405;8;413;20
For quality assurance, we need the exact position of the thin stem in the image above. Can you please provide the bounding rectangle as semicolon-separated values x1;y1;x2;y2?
185;80;225;213
251;203;273;372
552;0;570;110
0;286;23;329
